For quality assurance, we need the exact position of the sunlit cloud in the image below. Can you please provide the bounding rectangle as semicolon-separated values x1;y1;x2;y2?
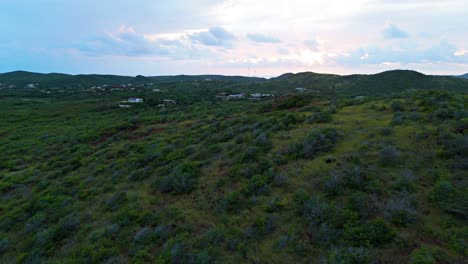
1;0;467;75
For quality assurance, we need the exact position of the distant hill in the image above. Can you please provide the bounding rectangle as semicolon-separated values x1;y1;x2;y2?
258;70;468;96
0;71;134;87
0;71;265;87
148;75;266;83
1;70;467;96
457;73;468;79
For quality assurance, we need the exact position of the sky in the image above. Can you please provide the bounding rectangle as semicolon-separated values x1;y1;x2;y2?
1;0;467;77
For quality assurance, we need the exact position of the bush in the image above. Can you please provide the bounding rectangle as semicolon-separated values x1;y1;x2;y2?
347;192;373;219
106;192;128;211
344;166;367;189
308;111;332;123
155;162;199;194
430;180;468;218
325;246;371;264
323;173;342;195
380;127;393;136
245;216;277;240
244;174;270;195
219;191;243;213
393;169;416;192
272;172;289;187
303;196;331;226
154;224;173;243
380;144;400;165
56;213;80;240
344;218;395;247
383;195;418;227
391;101;405;112
409;246;437;264
288;128;339;159
242;146;260;161
134;227;154;245
0;237;10;255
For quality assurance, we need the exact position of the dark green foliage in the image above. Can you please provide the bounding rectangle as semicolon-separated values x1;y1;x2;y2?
288;128;339;159
380;144;400;165
0;237;10;255
0;82;466;263
244;174;270;195
308;111;333;123
383;195;418;226
302;196;331;226
218;191;244;213
155;162;200;194
106;192;128;211
324;246;371;264
430;180;468;218
343;218;396;247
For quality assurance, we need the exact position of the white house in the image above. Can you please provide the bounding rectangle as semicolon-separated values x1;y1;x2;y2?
128;98;143;103
228;93;245;100
295;88;307;92
250;93;274;98
119;104;131;108
163;99;176;104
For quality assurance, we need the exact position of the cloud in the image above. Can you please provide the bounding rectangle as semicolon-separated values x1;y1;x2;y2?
77;26;172;56
304;39;319;50
382;24;409;39
337;40;468;65
189;27;236;47
75;26;220;59
247;33;281;43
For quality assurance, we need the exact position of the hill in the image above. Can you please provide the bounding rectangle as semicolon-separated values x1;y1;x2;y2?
457;73;468;79
256;70;468;96
0;71;135;87
0;71;265;87
0;85;466;263
148;75;266;83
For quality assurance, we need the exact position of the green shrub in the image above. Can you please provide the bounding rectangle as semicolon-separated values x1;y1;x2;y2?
325;246;371;264
380;144;400;165
288;128;339;159
244;174;270;195
155;162;200;194
0;237;10;255
430;180;468;218
106;192;128;211
343;218;395;247
308;111;333;123
409;246;437;264
383;196;418;227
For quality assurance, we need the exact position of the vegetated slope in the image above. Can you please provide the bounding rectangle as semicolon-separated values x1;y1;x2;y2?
262;70;468;96
457;73;468;79
148;75;266;83
0;86;466;263
0;71;135;87
0;71;266;87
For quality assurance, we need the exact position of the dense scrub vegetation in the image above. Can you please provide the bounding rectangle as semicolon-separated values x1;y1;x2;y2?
0;80;467;263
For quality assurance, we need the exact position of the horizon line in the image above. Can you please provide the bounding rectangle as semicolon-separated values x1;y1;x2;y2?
0;69;465;79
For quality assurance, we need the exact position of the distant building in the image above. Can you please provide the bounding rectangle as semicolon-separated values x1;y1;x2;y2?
152;89;161;92
228;93;245;100
163;99;176;104
26;84;36;88
119;104;131;108
128;98;143;103
295;88;307;92
250;93;274;98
